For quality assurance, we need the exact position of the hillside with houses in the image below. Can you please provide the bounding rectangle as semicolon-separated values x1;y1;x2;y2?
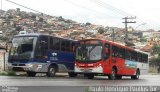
0;9;160;70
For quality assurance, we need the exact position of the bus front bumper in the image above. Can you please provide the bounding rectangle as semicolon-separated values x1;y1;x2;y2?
74;66;103;73
8;66;35;72
8;63;48;72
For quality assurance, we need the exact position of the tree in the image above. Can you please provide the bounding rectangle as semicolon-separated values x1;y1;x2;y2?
98;27;105;34
140;38;147;42
16;26;22;31
150;56;160;66
152;44;160;55
125;41;135;47
85;22;91;26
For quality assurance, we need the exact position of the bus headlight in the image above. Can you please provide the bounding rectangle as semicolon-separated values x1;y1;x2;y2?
26;63;33;67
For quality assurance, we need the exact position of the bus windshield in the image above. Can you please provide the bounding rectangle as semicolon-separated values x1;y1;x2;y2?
10;36;37;59
76;45;102;62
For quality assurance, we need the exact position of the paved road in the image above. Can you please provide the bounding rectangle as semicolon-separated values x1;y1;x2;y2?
0;74;160;92
0;74;160;86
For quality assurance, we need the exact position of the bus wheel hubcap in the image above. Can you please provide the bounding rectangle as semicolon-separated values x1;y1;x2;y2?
50;68;55;74
136;72;139;78
112;70;115;79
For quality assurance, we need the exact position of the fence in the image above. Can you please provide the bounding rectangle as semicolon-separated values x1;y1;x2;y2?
0;50;8;72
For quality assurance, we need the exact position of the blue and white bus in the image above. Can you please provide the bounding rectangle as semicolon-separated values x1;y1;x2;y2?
8;34;77;77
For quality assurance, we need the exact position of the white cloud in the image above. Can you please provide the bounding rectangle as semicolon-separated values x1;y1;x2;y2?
2;0;160;30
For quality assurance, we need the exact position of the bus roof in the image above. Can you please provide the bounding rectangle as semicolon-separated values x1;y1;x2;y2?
79;38;102;41
79;38;130;48
15;33;44;36
14;33;77;41
79;39;147;54
134;49;149;55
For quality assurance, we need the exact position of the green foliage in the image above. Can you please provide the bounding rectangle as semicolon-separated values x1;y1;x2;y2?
151;56;160;62
150;56;160;66
0;71;16;76
98;28;105;34
125;41;135;47
140;38;147;42
0;37;8;41
85;22;91;26
44;24;52;28
152;44;160;55
7;71;16;76
0;71;7;75
150;44;160;66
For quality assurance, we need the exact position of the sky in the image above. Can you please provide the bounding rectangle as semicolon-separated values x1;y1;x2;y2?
2;0;160;30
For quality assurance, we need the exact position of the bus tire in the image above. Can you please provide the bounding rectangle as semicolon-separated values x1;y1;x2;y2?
47;65;57;77
87;74;94;79
27;72;36;77
131;69;140;79
68;72;77;77
108;68;116;80
116;75;122;80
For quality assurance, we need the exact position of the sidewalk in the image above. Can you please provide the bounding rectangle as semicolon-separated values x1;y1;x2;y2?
149;73;160;75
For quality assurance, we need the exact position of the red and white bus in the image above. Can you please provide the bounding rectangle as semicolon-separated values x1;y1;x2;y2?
75;39;149;80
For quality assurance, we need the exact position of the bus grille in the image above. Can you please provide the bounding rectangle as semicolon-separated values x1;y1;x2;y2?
12;64;26;66
12;67;25;71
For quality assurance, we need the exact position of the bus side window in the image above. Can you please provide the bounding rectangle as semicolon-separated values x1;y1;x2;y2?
65;41;70;52
49;37;53;51
144;54;148;63
61;40;70;52
137;53;142;62
131;51;137;61
142;54;148;63
35;36;49;58
53;38;60;51
112;45;115;57
119;48;125;59
112;45;119;58
71;41;76;52
125;50;131;60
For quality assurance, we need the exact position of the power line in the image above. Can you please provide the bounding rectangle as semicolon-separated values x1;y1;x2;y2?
90;0;129;16
5;0;159;30
63;0;114;18
89;0;157;29
6;0;43;14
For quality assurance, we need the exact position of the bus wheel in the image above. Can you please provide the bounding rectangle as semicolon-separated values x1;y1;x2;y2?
116;75;122;80
87;74;94;79
27;72;36;77
68;72;77;77
131;70;140;79
108;68;116;80
47;65;57;77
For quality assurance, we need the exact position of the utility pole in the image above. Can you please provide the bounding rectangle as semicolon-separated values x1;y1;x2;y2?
3;52;5;71
111;27;117;42
112;28;115;42
122;16;136;46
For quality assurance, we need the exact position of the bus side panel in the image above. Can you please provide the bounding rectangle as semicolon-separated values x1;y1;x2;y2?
102;59;112;74
104;58;137;75
31;58;49;72
137;62;148;75
124;60;137;75
103;58;126;75
48;51;75;72
115;58;126;75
